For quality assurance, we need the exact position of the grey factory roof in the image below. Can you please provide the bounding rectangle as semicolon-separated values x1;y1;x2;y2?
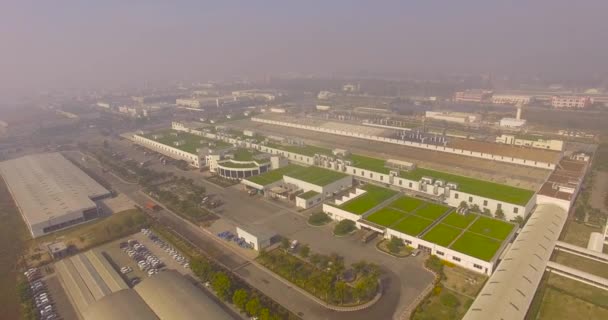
134;270;234;320
0;153;110;225
56;249;129;316
82;289;159;320
463;203;568;320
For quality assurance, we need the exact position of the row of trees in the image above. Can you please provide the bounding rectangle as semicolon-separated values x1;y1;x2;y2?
259;244;380;305
189;258;292;320
458;201;525;226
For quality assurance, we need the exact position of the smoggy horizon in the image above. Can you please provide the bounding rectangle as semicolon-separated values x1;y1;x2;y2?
2;0;608;96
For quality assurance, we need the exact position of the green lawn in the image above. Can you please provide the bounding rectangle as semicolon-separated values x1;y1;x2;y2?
298;190;320;200
467;216;515;240
391;214;434;236
218;160;258;168
245;164;304;186
347;154;390;174
388;196;424;213
232;148;259;161
422;224;463;247
265;143;333;157
441;212;478;229
414;203;450;220
143;129;230;154
399;168;534;205
339;185;398;215
365;208;406;227
285;166;348;186
449;232;501;261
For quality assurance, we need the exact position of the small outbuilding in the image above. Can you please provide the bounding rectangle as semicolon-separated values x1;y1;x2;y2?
236;226;276;251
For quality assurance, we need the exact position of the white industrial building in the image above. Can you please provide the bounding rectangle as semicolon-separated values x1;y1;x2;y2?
495;134;564;151
551;95;592;109
132;133;203;168
499;117;527;128
236;226;275;251
425;111;479;124
0;153;111;238
175;98;201;108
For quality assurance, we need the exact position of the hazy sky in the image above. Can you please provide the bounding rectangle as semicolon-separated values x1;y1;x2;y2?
1;0;607;94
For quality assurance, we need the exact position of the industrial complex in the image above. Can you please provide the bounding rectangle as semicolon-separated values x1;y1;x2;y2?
0;153;111;237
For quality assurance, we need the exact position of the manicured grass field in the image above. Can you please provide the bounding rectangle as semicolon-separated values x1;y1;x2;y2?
449;232;501;261
232;148;259;161
413;203;449;220
218;160;258;168
391;214;434;236
388;196;424;213
365;208;406;227
245;164;304;186
143;129;230;154
285;166;348;186
339;185;398;215
347;154;390;174
468;216;515;240
266;143;333;157
440;212;478;229
422;224;463;247
399;167;534;205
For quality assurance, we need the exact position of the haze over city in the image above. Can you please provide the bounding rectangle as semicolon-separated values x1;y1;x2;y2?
1;2;608;320
2;0;608;98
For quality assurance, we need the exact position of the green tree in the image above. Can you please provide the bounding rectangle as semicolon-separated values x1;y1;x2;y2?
470;204;481;212
512;215;524;227
259;308;271;320
191;258;214;281
211;272;232;300
334;281;347;305
482;208;492;216
232;289;249;311
298;244;310;258
245;297;261;317
387;237;404;254
459;201;469;210
495;208;505;220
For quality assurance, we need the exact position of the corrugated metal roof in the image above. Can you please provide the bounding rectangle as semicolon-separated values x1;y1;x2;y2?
83;289;159;320
463;203;567;320
0;153;110;225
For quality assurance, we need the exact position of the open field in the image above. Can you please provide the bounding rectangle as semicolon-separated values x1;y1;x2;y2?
533;273;608;320
553;251;608;279
0;177;30;320
365;207;406;227
338;184;398;215
25;209;148;266
414;203;450;220
467;216;515;240
245;164;304;185
449;232;501;261
422;224;463;247
218;160;259;168
441;212;478;229
391;214;434;236
400;167;535;205
388;196;424;212
347;154;390;174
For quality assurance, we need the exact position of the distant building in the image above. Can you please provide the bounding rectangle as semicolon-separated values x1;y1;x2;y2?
96;102;111;109
316;104;331;111
491;94;533;105
232;90;278;101
495;134;563;151
425;111;479;124
342;84;360;92
453;90;493;103
499;118;527;128
551;96;592;109
176;98;201;108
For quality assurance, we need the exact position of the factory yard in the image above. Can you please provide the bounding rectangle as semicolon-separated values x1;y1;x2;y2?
226;119;549;190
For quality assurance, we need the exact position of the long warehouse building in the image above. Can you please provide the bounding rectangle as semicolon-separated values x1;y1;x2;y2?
0;152;111;238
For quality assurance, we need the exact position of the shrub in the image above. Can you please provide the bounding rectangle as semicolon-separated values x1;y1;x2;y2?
334;220;356;236
308;212;331;225
432;285;442;296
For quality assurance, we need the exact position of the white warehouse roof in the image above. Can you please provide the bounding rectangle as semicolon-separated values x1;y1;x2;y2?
0;153;110;227
463;203;567;320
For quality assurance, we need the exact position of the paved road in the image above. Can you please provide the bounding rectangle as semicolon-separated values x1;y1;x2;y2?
66;141;434;320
